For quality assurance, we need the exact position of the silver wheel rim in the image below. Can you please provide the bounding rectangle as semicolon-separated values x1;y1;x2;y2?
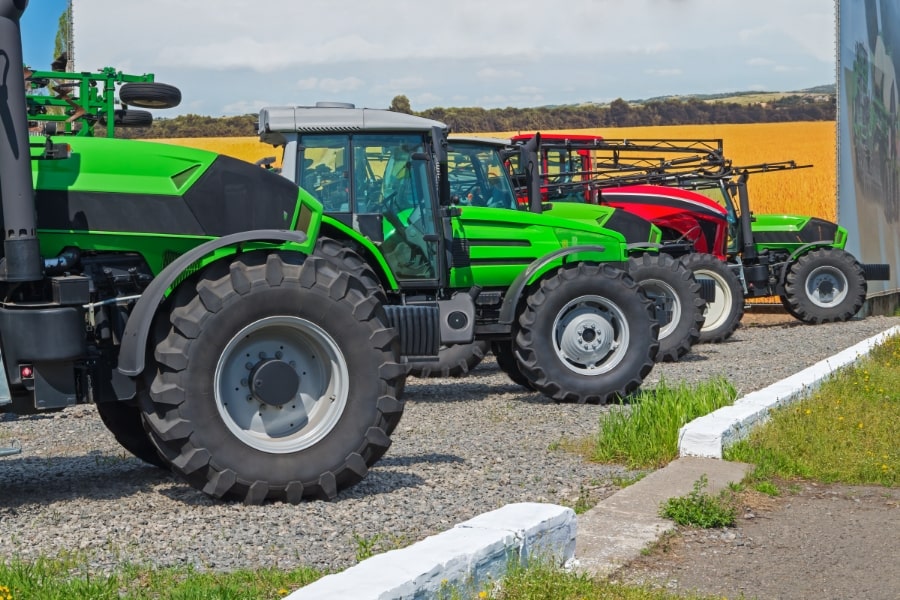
806;265;849;308
695;270;732;332
552;294;630;375
214;316;349;454
640;278;681;341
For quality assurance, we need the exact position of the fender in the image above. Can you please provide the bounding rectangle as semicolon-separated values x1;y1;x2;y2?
117;229;309;378
774;240;835;288
498;245;614;325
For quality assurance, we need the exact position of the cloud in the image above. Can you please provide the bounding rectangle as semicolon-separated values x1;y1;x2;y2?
645;68;684;77
476;67;524;82
68;0;836;116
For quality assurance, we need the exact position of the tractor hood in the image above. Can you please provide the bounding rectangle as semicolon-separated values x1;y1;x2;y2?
600;185;728;222
751;214;847;250
29;136;318;269
455;204;635;247
538;201;662;245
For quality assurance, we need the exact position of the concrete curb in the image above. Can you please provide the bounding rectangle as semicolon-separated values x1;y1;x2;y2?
678;325;900;458
286;502;576;599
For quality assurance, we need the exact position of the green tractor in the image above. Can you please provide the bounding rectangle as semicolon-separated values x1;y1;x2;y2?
3;0;408;503
442;134;708;369
257;103;707;396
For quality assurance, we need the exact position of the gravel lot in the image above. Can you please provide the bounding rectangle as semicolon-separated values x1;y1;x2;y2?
1;312;898;575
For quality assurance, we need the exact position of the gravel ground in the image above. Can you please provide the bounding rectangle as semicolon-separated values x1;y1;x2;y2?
0;312;898;575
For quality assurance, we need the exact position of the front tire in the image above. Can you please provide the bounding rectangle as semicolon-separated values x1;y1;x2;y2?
781;248;866;323
514;263;658;404
95;400;167;469
680;253;744;343
627;253;705;362
140;253;404;504
491;341;535;391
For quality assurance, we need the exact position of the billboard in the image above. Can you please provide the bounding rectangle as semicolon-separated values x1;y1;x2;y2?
838;0;900;296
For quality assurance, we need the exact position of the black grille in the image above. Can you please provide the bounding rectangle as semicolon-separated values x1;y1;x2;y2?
385;304;440;357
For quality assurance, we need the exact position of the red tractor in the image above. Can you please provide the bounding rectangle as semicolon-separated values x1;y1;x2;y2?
508;133;890;342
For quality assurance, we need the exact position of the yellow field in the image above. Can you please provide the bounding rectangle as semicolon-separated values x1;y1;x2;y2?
154;137;283;169
155;121;837;221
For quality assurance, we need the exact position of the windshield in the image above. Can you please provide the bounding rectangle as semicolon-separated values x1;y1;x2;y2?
447;142;519;210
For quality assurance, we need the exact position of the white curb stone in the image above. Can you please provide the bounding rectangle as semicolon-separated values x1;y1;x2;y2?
285;502;576;599
678;325;900;458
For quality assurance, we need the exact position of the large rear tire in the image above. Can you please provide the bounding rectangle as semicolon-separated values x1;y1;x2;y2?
627;253;705;362
514;263;658;404
408;341;490;378
680;253;744;343
139;253;404;504
781;248;866;323
312;236;408;417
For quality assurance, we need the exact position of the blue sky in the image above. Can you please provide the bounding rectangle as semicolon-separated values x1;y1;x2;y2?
20;0;837;117
20;0;69;71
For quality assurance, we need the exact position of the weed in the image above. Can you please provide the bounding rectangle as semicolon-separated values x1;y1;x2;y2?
612;471;648;488
352;533;383;562
572;485;595;515
727;481;746;493
659;475;737;528
754;481;780;496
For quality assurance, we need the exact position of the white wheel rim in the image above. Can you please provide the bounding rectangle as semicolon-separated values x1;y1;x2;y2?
694;270;732;332
806;265;849;308
214;316;349;454
552;294;630;376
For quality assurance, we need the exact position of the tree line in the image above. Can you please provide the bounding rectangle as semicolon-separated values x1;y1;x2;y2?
123;94;835;140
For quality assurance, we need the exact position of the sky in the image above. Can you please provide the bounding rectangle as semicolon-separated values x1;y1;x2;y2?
19;0;837;118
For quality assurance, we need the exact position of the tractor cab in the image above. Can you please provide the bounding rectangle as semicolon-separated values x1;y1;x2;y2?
260;105;450;290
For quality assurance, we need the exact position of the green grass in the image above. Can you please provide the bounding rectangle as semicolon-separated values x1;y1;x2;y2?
0;554;322;600
726;334;900;487
480;558;717;600
579;377;737;469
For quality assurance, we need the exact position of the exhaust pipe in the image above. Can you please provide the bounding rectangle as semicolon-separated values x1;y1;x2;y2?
523;132;542;214
0;0;43;282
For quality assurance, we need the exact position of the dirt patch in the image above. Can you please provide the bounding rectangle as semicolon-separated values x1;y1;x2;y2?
740;305;797;327
611;481;900;600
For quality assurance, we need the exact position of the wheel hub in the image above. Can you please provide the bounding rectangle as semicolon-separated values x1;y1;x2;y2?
250;359;300;407
812;276;835;301
806;266;848;308
558;310;616;365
